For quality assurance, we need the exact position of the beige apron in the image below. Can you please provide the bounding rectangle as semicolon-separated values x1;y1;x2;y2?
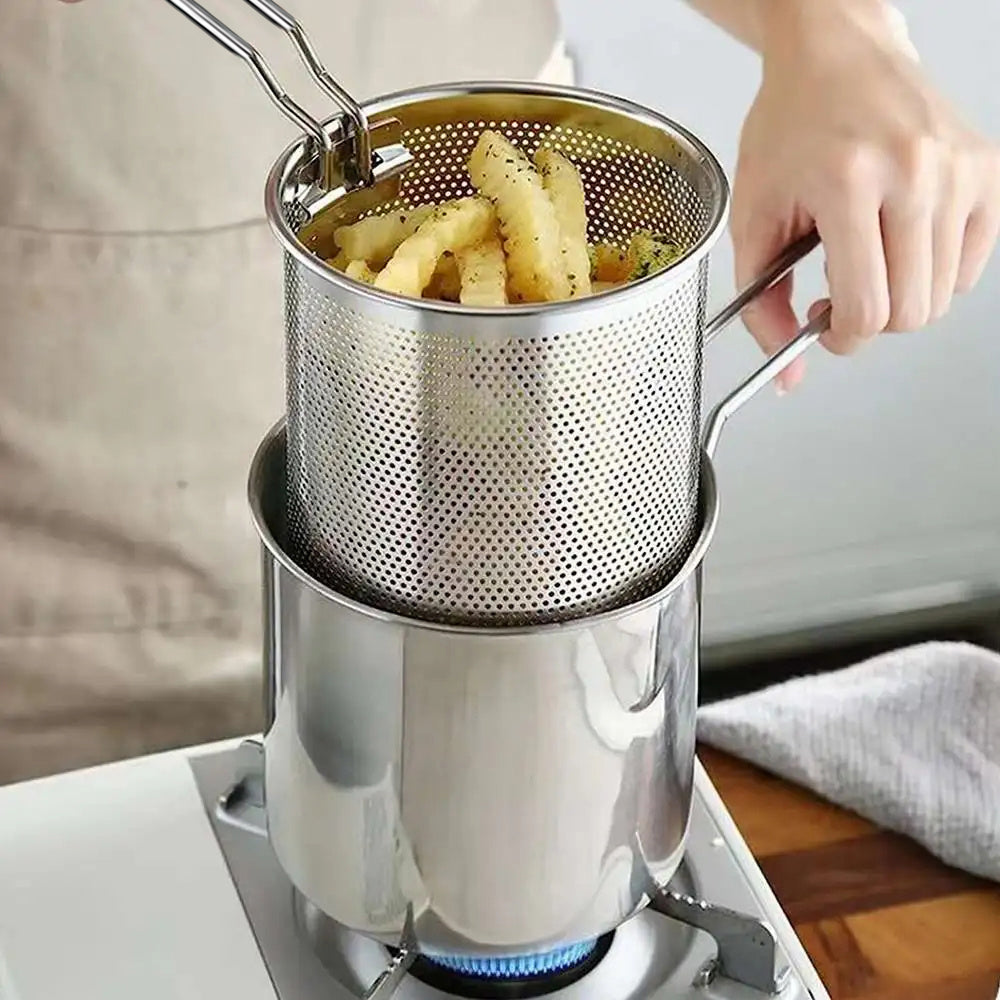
0;1;572;783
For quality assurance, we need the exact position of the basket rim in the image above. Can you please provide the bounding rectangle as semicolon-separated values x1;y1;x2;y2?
249;418;720;637
264;80;731;318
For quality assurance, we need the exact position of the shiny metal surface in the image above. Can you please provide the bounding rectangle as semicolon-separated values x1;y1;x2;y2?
191;745;832;999
264;84;823;626
267;84;728;627
361;909;417;1000
701;229;830;460
214;742;787;994
702;230;820;345
248;423;720;957
703;301;831;460
161;0;377;187
651;890;786;994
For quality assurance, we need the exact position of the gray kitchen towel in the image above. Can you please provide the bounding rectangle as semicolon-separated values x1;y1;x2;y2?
696;641;1000;882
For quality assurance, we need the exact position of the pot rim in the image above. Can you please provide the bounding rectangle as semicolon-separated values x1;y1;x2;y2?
248;419;721;637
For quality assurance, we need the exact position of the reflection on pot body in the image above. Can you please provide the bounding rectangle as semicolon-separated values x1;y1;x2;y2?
252;425;714;957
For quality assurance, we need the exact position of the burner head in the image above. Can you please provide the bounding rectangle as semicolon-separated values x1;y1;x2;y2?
410;935;612;999
426;940;597;978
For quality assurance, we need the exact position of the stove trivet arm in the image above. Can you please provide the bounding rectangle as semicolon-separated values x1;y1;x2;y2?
216;738;268;837
364;906;418;1000
363;947;416;1000
650;889;788;995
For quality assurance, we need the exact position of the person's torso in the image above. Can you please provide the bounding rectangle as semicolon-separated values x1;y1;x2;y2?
0;0;563;232
0;0;568;779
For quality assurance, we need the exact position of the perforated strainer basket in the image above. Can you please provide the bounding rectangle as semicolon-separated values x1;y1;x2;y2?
169;0;828;627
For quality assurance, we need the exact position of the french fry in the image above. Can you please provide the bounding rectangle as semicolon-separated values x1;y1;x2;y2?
374;197;495;299
333;205;435;267
589;243;631;284
425;253;462;301
345;259;379;284
313;128;690;305
456;232;508;307
626;231;685;280
468;131;570;303
534;148;591;298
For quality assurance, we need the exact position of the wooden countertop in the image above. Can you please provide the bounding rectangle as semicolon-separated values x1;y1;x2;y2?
700;746;1000;1000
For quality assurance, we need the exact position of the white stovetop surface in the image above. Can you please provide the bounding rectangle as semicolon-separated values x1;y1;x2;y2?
0;740;827;1000
0;739;276;1000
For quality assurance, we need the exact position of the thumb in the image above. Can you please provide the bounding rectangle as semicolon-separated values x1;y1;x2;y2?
732;216;808;393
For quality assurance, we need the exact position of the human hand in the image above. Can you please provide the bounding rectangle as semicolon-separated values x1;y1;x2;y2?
734;0;1000;390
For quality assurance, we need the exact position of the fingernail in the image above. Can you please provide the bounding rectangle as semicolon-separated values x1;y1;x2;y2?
775;382;788;397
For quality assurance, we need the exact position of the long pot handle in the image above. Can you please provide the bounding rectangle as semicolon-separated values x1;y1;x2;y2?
701;230;831;460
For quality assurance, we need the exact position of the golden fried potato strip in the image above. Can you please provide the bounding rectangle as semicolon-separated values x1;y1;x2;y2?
334;205;435;267
345;259;379;284
456;232;508;306
590;243;631;284
626;231;685;280
374;197;495;299
468;131;570;303
534;148;591;298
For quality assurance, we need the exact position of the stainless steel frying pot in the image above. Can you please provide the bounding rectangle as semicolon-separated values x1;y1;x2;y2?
249;422;714;958
244;244;826;958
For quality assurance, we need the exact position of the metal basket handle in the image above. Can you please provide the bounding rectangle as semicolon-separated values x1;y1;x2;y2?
163;0;373;188
702;231;831;459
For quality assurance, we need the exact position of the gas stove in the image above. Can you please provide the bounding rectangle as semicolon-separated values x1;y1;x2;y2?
0;740;829;1000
